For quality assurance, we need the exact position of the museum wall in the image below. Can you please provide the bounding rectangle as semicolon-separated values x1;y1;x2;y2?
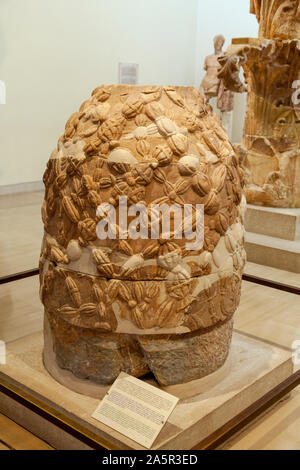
0;0;260;190
194;0;258;143
0;0;198;188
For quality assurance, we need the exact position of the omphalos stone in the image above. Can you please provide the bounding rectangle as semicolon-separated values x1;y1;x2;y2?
40;84;246;389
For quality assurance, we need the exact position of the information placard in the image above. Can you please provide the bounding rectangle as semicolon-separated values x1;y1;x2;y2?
92;372;179;449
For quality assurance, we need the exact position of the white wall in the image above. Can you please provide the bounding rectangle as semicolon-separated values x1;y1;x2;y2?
0;0;260;188
0;0;198;186
195;0;258;142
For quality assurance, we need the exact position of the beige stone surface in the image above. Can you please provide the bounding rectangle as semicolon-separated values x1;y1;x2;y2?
245;205;300;241
40;84;246;387
244;200;300;274
219;387;300;450
244;261;300;288
245;232;300;274
0;330;293;450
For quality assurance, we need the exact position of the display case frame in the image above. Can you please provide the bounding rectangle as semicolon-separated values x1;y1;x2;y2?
0;268;299;450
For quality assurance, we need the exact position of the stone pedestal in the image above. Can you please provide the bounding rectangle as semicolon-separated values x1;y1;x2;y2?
0;330;293;449
245;205;300;273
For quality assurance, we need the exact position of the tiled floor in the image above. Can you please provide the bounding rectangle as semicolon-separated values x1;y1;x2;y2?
0;191;43;277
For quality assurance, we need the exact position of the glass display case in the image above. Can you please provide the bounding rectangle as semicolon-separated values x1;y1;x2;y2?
0;0;299;451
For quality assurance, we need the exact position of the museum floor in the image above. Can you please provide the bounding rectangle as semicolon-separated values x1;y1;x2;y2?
0;413;52;450
0;191;299;450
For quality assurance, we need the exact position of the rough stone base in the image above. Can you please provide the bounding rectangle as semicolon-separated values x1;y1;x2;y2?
138;320;233;386
44;312;233;388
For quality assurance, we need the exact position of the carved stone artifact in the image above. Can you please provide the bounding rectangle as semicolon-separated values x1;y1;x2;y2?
250;0;300;40
200;35;226;101
40;84;246;388
200;35;235;138
219;1;300;207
